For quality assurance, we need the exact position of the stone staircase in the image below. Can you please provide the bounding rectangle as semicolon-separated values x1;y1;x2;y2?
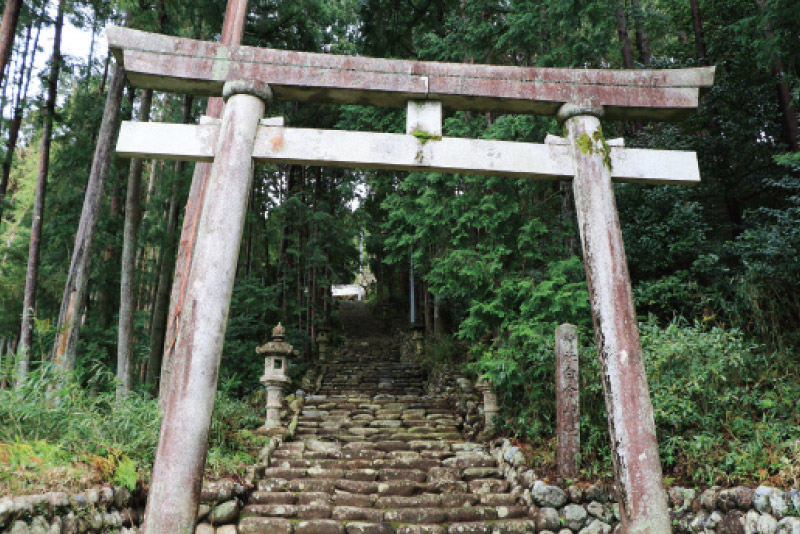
238;304;533;534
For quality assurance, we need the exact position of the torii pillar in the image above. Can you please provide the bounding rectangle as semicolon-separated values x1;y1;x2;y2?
561;104;669;533
142;80;271;533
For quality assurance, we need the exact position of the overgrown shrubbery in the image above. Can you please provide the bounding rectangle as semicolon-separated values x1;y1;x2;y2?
476;319;800;487
0;368;266;496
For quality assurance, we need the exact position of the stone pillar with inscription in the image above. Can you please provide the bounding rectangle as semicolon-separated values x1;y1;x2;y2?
556;323;580;480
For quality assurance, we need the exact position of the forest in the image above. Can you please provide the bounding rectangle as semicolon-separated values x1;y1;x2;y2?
0;0;799;495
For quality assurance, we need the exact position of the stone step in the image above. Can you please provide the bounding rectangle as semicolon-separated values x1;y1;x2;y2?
238;516;537;534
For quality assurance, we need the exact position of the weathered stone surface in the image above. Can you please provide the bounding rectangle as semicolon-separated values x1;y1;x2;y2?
345;523;394;534
334;480;379;494
562;504;588;532
377;480;419;496
745;510;760;534
196;523;215;534
718;511;746;534
755;487;774;514
532;482;568;508
469;479;509;494
776;518;800;534
244;504;297;518
463;468;501;480
251;492;298;505
297;504;333;519
331;507;384;522
443;453;495;469
397;526;447;534
384;508;447;523
428;467;461;482
239;516;292;534
295;519;346;534
332;494;376;508
210;499;240;524
578;520;612;534
536;507;562;532
375;494;441;508
757;513;778;534
447;507;498;522
491;519;536;534
218;526;239;534
298;493;332;506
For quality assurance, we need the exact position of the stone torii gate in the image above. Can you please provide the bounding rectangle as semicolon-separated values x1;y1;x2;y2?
108;27;714;534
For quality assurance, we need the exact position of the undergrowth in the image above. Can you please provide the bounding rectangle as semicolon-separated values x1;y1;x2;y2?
472;318;800;488
0;366;267;496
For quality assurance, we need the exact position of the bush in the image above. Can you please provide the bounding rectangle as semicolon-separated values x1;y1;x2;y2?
477;318;800;486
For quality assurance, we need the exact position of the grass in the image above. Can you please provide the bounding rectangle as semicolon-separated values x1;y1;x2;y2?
0;366;269;496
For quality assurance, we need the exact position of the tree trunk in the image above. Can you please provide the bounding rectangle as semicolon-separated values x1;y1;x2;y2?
0;0;23;90
15;0;64;389
688;0;709;66
117;88;153;402
147;95;193;394
159;0;248;408
0;12;40;225
629;0;651;65
51;64;126;376
771;58;799;152
614;0;635;68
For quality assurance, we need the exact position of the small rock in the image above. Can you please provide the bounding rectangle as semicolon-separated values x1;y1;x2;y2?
578;520;612;534
536;507;561;532
211;499;240;524
718;511;745;534
770;490;788;519
567;486;583;504
217;525;239;534
757;513;778;534
518;471;536;489
10;520;30;534
776;518;800;534
532;481;568;508
745;510;760;534
195;523;215;534
584;484;606;504
562;504;588;532
755;487;774;514
701;487;721;511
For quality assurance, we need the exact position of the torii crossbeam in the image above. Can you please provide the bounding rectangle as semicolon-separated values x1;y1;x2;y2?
108;26;714;534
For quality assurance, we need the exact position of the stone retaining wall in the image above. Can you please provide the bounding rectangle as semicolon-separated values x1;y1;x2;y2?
0;487;142;534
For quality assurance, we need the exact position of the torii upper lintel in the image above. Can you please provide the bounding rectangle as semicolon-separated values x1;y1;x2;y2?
107;26;714;121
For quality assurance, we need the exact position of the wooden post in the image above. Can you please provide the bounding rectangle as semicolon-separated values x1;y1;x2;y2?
142;81;270;534
555;323;580;480
561;104;670;534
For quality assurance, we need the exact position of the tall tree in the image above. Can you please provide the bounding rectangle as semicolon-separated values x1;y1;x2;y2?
159;0;248;406
615;0;636;68
145;95;192;393
689;0;709;66
0;11;41;225
0;0;23;89
51;64;126;376
15;0;64;388
117;88;153;401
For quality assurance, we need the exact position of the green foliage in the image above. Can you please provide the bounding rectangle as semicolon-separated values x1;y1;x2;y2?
479;318;800;486
0;368;266;495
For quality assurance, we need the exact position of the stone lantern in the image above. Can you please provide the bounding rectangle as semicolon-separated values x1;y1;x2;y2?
315;328;330;362
256;323;294;433
475;377;499;430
